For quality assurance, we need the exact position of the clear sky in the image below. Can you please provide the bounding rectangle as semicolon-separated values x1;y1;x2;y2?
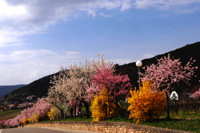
0;0;200;85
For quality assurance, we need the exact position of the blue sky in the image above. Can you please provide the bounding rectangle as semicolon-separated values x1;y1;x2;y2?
0;0;200;85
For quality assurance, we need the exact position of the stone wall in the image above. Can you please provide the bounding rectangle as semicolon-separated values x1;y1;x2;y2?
26;121;192;133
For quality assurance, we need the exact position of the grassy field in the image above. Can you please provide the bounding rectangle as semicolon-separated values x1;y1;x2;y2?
169;111;200;119
1;109;200;132
142;119;200;133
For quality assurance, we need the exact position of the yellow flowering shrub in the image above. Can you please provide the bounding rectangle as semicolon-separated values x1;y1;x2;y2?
27;117;33;123
34;113;39;122
48;107;60;120
21;118;28;125
128;81;166;123
91;86;117;121
27;113;39;123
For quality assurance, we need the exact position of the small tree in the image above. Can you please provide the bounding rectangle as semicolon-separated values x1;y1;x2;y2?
140;54;197;119
128;81;166;123
91;86;117;121
48;56;112;118
48;70;69;119
87;62;132;117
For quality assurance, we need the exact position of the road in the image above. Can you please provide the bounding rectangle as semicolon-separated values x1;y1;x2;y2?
0;127;97;133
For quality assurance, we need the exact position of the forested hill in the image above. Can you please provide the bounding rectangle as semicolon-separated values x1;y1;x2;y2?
2;73;59;103
115;41;200;93
2;41;200;103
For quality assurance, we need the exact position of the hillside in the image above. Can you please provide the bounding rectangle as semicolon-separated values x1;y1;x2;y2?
2;73;59;103
0;85;25;99
115;41;200;94
2;41;200;102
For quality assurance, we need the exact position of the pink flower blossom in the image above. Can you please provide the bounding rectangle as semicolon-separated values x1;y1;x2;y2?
1;98;52;127
140;54;197;91
191;89;200;99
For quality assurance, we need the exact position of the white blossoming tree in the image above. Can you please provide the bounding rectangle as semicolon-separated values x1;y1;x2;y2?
48;56;112;117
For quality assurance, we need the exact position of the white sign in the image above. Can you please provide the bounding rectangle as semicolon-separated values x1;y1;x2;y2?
170;91;179;100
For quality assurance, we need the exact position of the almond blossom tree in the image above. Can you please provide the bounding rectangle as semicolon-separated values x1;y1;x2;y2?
140;54;197;119
63;65;94;117
48;56;112;117
87;62;132;117
66;57;113;117
48;69;70;119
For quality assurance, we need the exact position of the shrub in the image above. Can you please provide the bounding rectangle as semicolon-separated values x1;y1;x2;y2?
48;107;61;120
128;81;166;123
91;86;117;121
34;113;39;123
21;118;28;125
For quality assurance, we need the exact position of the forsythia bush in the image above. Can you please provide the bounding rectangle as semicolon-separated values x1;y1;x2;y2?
128;81;166;123
48;107;60;120
91;86;117;121
21;118;28;125
27;117;33;124
27;114;38;123
34;114;39;123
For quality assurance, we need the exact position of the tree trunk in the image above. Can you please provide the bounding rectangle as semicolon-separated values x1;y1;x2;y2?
70;107;73;117
54;105;65;119
113;101;128;118
84;102;90;118
165;92;171;119
80;105;82;117
60;110;65;119
74;105;76;118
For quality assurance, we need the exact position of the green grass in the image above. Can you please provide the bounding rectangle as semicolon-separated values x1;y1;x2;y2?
41;116;92;123
103;116;200;132
142;119;200;133
168;111;200;119
103;117;200;133
61;117;92;122
0;109;22;121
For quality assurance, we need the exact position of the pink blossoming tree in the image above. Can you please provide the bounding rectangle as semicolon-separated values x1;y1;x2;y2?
87;62;132;117
140;54;197;119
